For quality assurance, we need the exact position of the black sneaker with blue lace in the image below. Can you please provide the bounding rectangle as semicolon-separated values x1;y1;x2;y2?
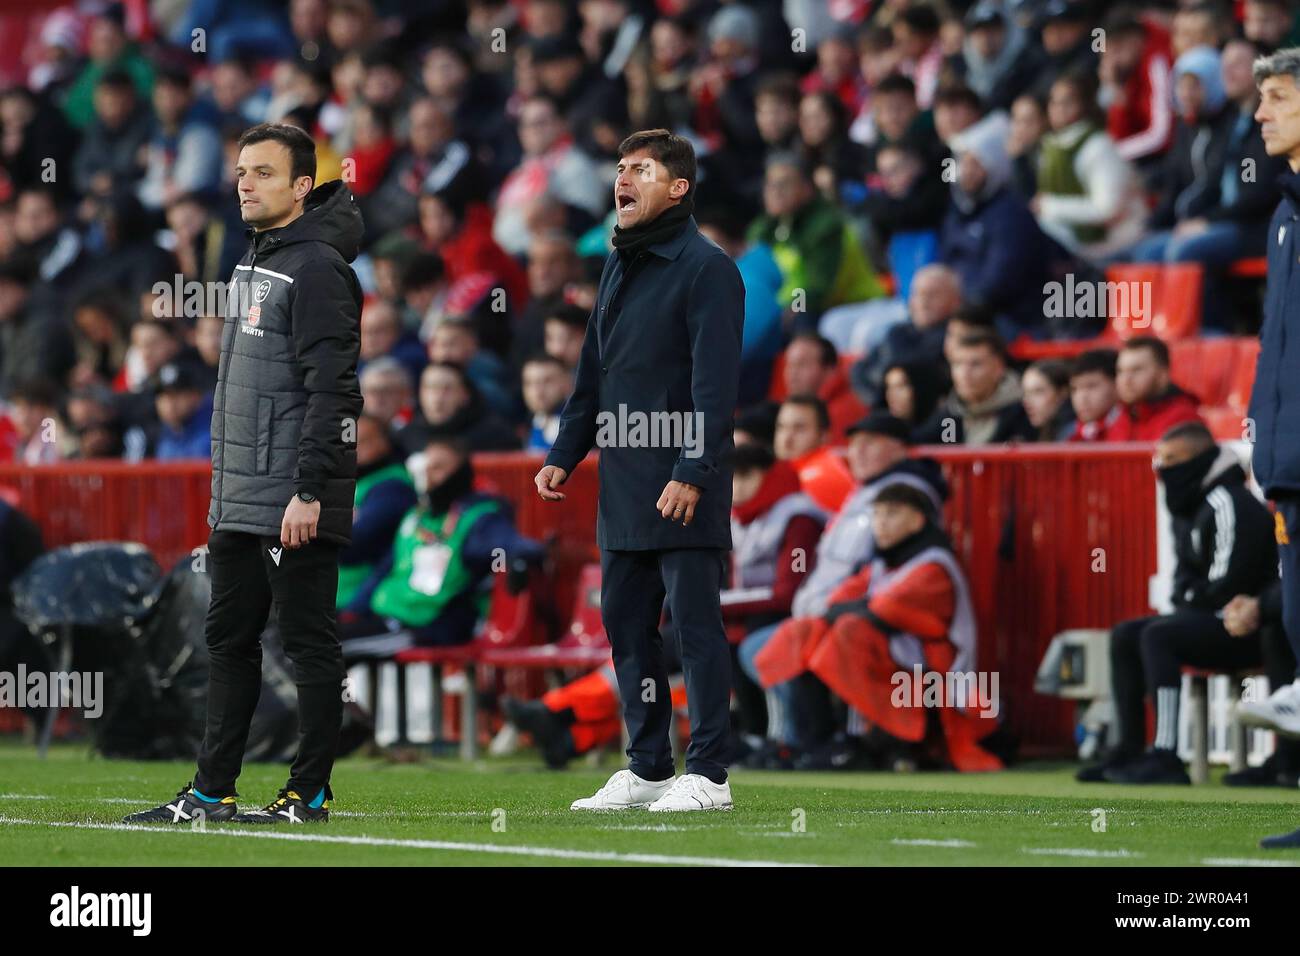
122;783;238;824
232;785;331;824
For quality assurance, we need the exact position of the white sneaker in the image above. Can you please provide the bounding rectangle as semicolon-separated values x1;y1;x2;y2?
647;773;733;812
570;769;674;810
1238;679;1300;737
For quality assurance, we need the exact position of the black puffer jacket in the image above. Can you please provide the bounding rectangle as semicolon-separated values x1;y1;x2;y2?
208;181;365;546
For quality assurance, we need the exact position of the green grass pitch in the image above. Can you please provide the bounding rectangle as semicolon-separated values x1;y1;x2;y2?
2;740;1299;866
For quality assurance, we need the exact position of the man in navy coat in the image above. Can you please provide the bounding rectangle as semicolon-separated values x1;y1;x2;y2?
1245;48;1300;849
535;129;744;811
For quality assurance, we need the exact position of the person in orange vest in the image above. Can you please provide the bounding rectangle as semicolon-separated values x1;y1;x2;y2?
773;395;857;512
753;481;1004;772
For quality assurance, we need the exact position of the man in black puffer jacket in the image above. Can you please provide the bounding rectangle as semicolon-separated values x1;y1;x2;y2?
125;124;364;827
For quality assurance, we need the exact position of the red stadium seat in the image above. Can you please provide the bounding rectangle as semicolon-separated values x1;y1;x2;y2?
1102;263;1202;342
480;563;609;668
1225;337;1260;413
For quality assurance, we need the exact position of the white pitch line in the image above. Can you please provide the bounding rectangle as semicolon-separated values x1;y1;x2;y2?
1202;857;1300;867
0;816;818;868
1021;847;1141;859
891;838;976;848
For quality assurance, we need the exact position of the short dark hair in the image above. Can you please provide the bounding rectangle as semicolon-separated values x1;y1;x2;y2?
1159;420;1216;453
1070;348;1118;381
873;481;934;516
97;68;135;92
898;5;941;37
954;329;1008;363
789;332;837;368
730;441;776;475
522;351;567;372
402;252;446;290
755;72;803;109
236;123;318;189
1122;335;1171;369
934;84;983;114
544;303;589;330
875;74;916;99
1027;358;1070;391
949;304;996;329
783;393;831;432
618;129;697;201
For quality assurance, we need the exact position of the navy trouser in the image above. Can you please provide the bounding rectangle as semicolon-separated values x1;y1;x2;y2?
600;547;730;783
1272;496;1300;678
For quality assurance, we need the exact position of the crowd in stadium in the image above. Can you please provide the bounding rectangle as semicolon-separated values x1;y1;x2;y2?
3;0;1300;779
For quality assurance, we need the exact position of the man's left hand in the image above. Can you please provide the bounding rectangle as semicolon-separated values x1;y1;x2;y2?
657;480;701;526
282;496;321;548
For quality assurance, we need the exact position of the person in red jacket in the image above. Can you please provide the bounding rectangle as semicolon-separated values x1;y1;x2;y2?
781;332;868;443
1107;336;1203;441
1100;9;1174;167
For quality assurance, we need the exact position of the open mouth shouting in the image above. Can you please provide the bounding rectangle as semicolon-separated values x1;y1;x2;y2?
617;187;640;217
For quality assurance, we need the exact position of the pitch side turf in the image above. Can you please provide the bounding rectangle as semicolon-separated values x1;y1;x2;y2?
2;741;1299;867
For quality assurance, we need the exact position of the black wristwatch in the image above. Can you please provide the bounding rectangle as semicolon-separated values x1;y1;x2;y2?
296;492;317;504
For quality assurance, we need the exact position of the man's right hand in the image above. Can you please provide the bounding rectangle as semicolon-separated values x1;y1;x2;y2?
535;465;568;501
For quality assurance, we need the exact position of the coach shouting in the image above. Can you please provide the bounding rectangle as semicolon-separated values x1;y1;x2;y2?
535;130;744;812
126;123;364;826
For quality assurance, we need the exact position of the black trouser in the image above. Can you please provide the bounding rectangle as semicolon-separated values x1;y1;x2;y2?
600;547;730;783
1110;610;1261;755
195;530;344;799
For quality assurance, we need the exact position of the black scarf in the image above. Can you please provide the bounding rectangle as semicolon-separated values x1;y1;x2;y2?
878;522;951;569
611;193;695;261
1158;446;1218;516
422;459;475;516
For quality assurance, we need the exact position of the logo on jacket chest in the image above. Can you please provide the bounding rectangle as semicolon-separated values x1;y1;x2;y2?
240;280;273;337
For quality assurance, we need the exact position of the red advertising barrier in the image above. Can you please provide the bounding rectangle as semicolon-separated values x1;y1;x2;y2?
0;445;1158;753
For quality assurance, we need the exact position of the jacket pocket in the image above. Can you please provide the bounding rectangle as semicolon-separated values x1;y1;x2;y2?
256;395;273;475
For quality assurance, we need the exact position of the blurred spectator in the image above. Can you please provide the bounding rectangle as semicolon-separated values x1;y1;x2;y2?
1122;39;1286;327
880;360;948;431
204;55;270;129
1007;93;1047;201
61;3;155;130
799;90;872;199
1099;8;1174;168
1029;0;1099;100
149;359;213;460
1244;0;1296;55
168;0;296;63
1021;358;1075;441
1109;336;1203;441
542;302;588;370
772;395;856;512
1066;348;1122;441
11;186;84;315
1033;72;1146;262
427;317;516;421
359;356;415;430
0;87;78;202
65;384;125;459
893;4;946;109
781;333;867;443
137;65;222;211
400;252;449;330
0;259;76;398
915;329;1035;445
850;263;962;403
492;95;607;257
339;434;543;653
413;184;528;354
336;413;418;610
520;352;572;453
363;97;485;239
69;288;130;390
747;152;883;333
164;191;244;286
77;192;177;304
7;377;74;463
72;69;152;200
696;205;784;406
1171;2;1227;59
943;112;1059;339
932;83;985;147
398;361;519;454
947;2;1045;113
801;26;865;117
359;297;425;386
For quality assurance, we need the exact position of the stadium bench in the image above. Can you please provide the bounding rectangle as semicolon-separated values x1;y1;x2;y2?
1181;665;1260;784
385;573;542;759
479;563;609;673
